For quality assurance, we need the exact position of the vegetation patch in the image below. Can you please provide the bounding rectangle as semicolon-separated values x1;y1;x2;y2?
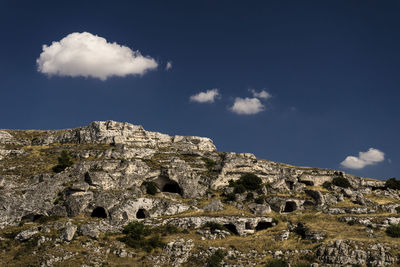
207;249;226;267
332;177;351;188
265;258;289;267
229;173;263;191
386;224;400;238
52;150;74;173
385;178;400;190
143;181;158;195
120;221;165;252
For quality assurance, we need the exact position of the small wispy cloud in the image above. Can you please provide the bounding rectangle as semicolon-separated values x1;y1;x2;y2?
190;89;220;103
340;148;385;169
249;89;271;99
165;61;172;70
37;32;158;80
230;97;264;115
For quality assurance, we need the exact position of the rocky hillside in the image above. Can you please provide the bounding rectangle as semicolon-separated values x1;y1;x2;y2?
0;120;399;266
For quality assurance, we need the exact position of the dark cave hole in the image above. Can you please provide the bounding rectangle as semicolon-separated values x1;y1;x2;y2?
286;181;294;190
283;201;297;213
223;223;239;235
162;181;183;195
91;207;107;218
245;222;252;229
255;221;273;231
301;180;314;186
136;208;147;219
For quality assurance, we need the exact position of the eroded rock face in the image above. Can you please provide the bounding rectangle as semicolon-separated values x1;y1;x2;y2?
317;240;396;266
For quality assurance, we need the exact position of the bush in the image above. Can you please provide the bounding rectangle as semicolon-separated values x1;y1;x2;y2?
144;181;158;195
265;259;289;267
385;178;400;190
120;222;165;252
225;193;236;201
203;158;217;171
386;224;400;238
246;192;254;201
255;195;266;204
207;249;226;267
322;181;332;190
52;150;74;173
229;173;262;193
234;184;246;194
396;206;400;214
332;177;351;188
295;262;311;267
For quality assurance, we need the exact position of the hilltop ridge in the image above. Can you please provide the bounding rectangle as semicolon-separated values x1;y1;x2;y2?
0;121;399;266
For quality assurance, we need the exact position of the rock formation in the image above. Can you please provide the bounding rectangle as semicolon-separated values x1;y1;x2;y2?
0;120;399;266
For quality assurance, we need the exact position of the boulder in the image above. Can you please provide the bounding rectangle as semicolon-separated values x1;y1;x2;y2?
203;200;224;212
61;223;77;241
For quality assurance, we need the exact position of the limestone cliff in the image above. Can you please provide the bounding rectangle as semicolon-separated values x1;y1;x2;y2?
0;121;398;267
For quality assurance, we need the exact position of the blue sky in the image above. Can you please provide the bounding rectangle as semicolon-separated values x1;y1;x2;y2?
0;0;399;179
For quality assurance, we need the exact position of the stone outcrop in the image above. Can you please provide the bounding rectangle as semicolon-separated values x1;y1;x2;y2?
0;120;399;266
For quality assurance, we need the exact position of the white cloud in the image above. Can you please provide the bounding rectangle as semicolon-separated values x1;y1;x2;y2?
190;89;220;103
340;148;385;169
230;97;264;115
249;89;271;99
37;32;158;80
165;61;172;70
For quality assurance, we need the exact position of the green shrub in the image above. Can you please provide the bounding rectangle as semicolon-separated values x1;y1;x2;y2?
332;177;351;188
229;173;262;193
395;206;400;214
322;181;332;190
385;178;400;190
120;221;165;252
203;158;217;171
144;181;158;195
52;150;74;173
226;193;236;201
207;249;226;267
255;195;266;204
386;224;400;238
234;184;246;194
265;259;289;267
246;192;254;201
295;262;311;267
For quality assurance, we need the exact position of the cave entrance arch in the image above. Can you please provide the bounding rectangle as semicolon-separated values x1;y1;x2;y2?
136;208;148;219
91;207;107;218
155;175;183;195
255;221;273;231
283;201;297;213
223;223;239;235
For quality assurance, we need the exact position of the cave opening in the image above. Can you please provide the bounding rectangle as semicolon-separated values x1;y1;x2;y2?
91;207;107;218
136;208;147;219
283;201;297;213
245;222;252;230
162;181;183;195
255;221;273;231
223;223;239;235
286;181;294;190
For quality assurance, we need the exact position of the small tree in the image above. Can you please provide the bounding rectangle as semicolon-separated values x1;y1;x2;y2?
144;181;158;195
385;178;400;190
386;224;400;238
332;177;351;188
52;150;73;173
